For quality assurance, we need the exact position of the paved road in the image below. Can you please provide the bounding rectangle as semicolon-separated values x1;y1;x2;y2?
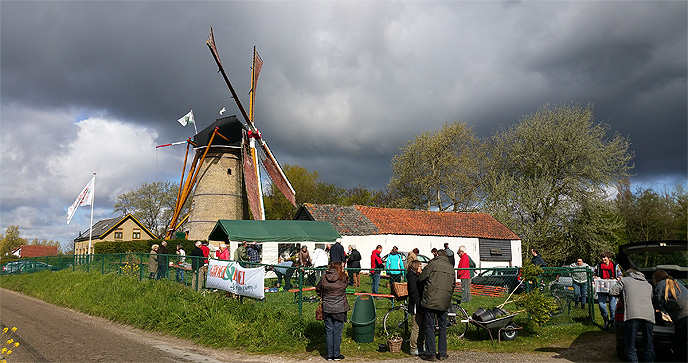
0;288;616;362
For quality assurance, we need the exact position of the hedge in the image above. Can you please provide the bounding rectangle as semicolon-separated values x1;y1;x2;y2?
93;239;206;255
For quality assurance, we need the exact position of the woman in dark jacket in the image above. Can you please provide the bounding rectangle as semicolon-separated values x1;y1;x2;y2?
316;262;350;361
347;245;362;287
407;259;425;356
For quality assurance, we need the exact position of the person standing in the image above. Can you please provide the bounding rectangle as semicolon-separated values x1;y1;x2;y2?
347;245;361;287
407;248;420;267
247;241;262;265
444;243;455;267
297;245;312;268
569;258;591;309
457;246;471;302
386;246;404;283
311;246;329;285
156;241;168;280
200;241;210;265
610;268;655;363
370;245;384;294
148;244;159;279
234;241;249;265
316;262;350;361
216;243;230;260
531;248;547;267
330;239;346;264
175;244;186;283
419;250;455;361
190;241;204;291
407;260;426;356
595;251;623;330
653;270;687;362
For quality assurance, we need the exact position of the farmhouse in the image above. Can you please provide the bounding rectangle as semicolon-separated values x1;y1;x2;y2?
294;204;522;268
74;214;156;255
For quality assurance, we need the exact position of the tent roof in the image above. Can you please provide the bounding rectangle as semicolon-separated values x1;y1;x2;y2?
207;220;341;243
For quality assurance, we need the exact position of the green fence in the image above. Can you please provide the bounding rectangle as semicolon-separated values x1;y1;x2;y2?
1;254;595;326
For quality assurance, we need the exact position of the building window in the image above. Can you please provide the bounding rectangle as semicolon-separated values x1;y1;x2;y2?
132;229;141;240
114;229;123;239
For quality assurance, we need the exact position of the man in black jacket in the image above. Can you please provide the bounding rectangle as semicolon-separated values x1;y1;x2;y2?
156;241;168;280
329;239;346;263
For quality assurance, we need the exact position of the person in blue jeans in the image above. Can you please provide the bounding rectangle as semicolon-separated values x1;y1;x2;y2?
316;262;350;361
370;245;383;294
610;268;655;363
569;258;591;309
595;251;623;330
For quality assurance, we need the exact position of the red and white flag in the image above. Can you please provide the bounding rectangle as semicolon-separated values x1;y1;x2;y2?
67;175;95;224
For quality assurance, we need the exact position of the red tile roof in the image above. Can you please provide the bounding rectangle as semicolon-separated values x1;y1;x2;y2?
17;245;59;258
354;206;519;240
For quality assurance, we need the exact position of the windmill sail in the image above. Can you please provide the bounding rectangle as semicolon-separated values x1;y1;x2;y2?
260;141;296;206
243;141;263;219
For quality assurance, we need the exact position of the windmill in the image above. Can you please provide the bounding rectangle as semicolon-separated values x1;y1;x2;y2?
164;28;296;240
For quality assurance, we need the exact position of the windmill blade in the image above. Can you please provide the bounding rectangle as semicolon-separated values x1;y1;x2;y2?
242;141;264;220
206;27;253;128
259;140;296;206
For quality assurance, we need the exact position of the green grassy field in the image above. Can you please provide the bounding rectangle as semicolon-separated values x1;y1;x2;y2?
0;270;610;359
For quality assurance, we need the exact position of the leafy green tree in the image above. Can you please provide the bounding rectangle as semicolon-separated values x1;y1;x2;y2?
565;194;624;264
113;181;183;236
615;181;687;242
0;225;26;258
482;104;633;263
388;121;484;211
339;186;389;207
264;165;344;220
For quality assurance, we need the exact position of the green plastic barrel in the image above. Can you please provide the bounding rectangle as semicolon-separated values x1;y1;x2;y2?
351;294;376;343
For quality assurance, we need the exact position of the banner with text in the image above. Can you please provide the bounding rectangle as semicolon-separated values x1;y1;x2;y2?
206;259;265;299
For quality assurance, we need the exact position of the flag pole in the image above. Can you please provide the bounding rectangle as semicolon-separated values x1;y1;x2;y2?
192;110;198;135
88;172;96;255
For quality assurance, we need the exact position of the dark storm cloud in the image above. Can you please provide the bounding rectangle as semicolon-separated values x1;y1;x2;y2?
1;1;686;245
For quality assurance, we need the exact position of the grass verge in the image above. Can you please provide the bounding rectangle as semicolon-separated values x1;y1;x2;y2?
0;270;609;359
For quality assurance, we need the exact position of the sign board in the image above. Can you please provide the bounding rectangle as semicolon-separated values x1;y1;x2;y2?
206;259;265;299
594;278;617;294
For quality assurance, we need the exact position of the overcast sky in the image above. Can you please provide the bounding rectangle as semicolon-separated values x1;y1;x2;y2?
1;1;686;248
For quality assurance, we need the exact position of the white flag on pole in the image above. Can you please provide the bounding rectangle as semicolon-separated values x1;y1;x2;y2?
177;110;195;127
67;176;95;224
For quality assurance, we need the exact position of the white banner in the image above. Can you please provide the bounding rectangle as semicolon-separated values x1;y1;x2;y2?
67;175;95;224
206;259;265;299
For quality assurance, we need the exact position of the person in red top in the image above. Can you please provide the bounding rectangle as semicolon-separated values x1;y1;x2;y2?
457;246;471;302
216;243;230;260
594;251;623;330
200;242;210;264
370;245;383;294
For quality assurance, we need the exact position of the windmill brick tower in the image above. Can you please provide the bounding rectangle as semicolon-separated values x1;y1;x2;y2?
185;116;250;240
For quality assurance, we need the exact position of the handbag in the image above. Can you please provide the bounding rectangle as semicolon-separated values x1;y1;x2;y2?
315;301;324;320
315;286;324;320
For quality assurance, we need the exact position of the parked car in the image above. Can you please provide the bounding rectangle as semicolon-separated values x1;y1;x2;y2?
471;267;526;293
1;260;58;274
613;240;688;361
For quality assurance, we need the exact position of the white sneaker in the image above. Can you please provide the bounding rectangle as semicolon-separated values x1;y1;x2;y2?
410;349;420;356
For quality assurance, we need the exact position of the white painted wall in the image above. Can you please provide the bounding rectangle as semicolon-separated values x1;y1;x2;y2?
340;235;522;269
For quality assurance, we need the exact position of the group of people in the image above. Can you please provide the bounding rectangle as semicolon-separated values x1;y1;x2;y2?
147;241;188;281
317;246;462;361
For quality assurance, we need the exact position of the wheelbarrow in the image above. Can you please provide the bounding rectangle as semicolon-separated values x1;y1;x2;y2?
468;308;521;343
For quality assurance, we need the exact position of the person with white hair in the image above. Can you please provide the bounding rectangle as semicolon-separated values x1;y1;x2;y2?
457;245;471;302
216;243;229;260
